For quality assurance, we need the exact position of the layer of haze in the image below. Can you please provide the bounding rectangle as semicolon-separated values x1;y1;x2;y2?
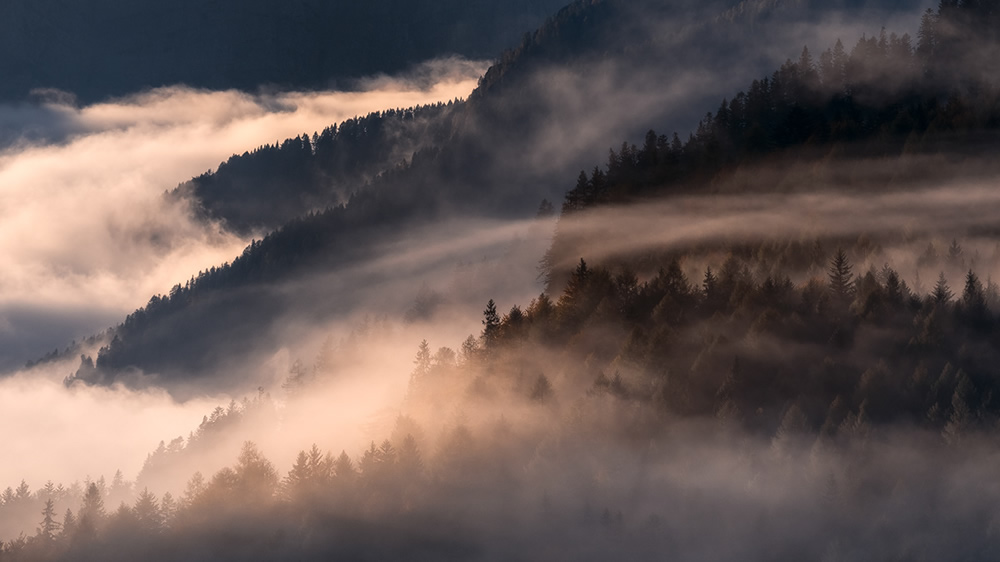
0;0;974;550
546;152;1000;294
0;356;220;488
7;146;992;505
0;210;554;496
0;58;486;370
0;0;933;370
554;182;1000;267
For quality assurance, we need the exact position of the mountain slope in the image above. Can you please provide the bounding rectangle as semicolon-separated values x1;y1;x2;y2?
172;101;462;235
7;4;1000;557
170;0;935;235
66;0;989;393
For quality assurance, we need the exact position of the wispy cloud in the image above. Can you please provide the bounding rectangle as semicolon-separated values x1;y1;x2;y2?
0;59;486;369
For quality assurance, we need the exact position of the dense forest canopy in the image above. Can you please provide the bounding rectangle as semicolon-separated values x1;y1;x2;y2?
171;101;463;234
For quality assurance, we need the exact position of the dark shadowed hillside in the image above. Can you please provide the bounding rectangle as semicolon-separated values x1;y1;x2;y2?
170;0;933;235
172;101;463;235
65;0;999;392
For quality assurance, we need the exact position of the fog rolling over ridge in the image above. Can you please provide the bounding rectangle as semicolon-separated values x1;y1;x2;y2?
3;0;1000;560
58;0;941;391
0;59;485;371
174;0;936;237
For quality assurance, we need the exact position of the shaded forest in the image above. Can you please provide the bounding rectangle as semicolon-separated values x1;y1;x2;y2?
176;0;934;236
552;6;999;216
171;101;463;234
71;0;1000;389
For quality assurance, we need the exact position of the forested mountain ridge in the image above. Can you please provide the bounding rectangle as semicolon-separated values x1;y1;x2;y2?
174;0;934;235
61;0;690;384
169;0;657;235
170;0;670;235
172;101;463;235
541;0;999;286
0;0;568;104
66;0;1000;391
8;4;1000;558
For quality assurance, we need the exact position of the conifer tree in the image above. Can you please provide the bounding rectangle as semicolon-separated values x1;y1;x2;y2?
659;259;692;300
482;299;501;349
828;249;855;303
917;8;938;62
885;268;904;306
960;270;990;329
182;472;206;508
558;259;591;312
460;335;481;364
358;442;380;485
503;305;526;337
702;267;719;300
563;171;590;212
948;239;963;262
37;499;60;543
397;434;424;478
76;482;105;540
61;509;76;539
133;488;162;533
307;444;331;484
234;441;278;502
14;481;29;501
284;450;312;501
961;270;986;311
333;451;356;481
412;340;431;380
530;374;553;402
159;493;176;527
932;272;953;305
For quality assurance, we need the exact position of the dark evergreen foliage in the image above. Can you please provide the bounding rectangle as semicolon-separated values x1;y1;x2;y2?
173;103;461;234
65;0;1000;407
